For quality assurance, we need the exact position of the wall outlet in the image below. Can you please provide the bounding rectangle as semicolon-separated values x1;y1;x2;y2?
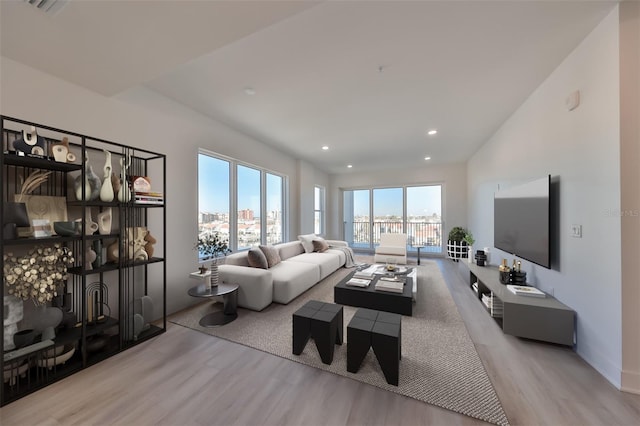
571;224;582;238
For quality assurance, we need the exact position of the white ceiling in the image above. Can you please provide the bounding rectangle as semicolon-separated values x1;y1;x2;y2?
1;0;617;174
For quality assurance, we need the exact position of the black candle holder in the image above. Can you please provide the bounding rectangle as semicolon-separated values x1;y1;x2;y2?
510;271;527;285
474;250;487;266
499;270;511;284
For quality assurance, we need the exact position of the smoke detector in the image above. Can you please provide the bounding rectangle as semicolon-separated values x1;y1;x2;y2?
23;0;70;15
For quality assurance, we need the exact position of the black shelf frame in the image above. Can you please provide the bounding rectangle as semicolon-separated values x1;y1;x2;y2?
1;115;167;406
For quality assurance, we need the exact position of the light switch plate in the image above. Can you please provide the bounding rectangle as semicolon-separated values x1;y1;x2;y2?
571;224;582;238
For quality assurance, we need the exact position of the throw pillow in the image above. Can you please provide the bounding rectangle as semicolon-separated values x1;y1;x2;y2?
298;233;318;253
247;248;268;269
312;239;329;253
259;245;281;268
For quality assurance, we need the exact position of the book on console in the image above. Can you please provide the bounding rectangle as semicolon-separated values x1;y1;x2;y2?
507;285;546;298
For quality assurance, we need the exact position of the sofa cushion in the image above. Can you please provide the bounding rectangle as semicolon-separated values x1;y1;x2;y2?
259;245;281;268
297;234;318;253
312;239;329;253
247;248;268;269
271;260;320;304
225;251;250;267
277;241;305;261
288;252;342;280
375;246;406;256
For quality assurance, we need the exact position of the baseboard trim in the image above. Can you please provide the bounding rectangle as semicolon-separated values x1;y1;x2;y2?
621;370;640;394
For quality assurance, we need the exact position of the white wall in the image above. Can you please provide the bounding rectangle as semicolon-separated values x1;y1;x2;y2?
297;160;330;236
328;163;467;244
468;8;622;387
0;57;304;317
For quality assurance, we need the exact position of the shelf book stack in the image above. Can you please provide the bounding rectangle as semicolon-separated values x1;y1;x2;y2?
507;284;546;298
375;277;404;293
481;292;503;318
134;191;164;205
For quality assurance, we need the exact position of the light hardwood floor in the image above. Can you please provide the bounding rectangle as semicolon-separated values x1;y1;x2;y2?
2;258;639;425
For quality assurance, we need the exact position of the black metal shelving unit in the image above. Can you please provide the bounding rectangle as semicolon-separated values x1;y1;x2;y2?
1;115;167;406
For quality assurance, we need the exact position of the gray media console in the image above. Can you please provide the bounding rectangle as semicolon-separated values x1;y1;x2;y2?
460;262;576;346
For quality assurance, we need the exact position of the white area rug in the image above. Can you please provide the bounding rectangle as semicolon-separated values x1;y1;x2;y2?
171;260;509;426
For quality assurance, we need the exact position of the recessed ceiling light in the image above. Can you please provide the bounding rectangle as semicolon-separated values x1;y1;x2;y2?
424;156;431;161
244;87;256;95
322;146;329;151
347;164;353;168
427;129;438;136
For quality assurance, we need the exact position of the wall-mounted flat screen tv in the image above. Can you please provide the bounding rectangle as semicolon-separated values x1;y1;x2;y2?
494;175;550;269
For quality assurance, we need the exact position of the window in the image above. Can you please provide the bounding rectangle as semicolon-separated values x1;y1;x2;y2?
343;185;442;253
314;186;325;235
198;151;286;255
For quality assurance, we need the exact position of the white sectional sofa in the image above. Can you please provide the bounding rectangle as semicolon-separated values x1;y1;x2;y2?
218;239;349;311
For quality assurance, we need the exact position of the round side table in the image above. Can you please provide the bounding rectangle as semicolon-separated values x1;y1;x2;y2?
188;283;239;327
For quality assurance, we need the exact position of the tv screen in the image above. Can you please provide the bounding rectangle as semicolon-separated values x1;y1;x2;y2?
494;175;550;269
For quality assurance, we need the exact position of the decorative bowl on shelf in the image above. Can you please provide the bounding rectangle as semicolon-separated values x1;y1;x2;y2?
37;343;76;369
53;221;81;236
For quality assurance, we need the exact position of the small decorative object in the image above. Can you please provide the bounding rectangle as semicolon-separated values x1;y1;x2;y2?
463;232;475;264
53;221;81;236
31;304;63;341
2;243;75;305
13;329;36;349
509;260;527;285
107;240;119;263
117;154;132;203
13;126;46;156
132;176;151;193
144;231;157;258
194;233;231;288
3;295;24;351
49;137;76;163
74;154;102;201
38;344;76;369
3;201;30;239
96;207;112;235
128;226;149;261
498;259;510;284
93;239;103;269
99;149;115;202
86;282;110;325
76;208;99;235
85;245;97;270
474;250;487;266
32;219;52;238
53;293;77;329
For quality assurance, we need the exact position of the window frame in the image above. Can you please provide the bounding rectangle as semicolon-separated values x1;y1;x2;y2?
314;185;326;236
198;149;288;255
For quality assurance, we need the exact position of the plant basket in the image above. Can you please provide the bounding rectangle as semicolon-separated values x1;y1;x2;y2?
447;240;468;261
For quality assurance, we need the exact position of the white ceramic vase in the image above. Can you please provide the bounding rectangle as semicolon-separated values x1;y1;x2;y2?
99;150;114;202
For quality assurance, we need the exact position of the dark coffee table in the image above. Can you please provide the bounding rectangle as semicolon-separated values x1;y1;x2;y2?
334;268;414;316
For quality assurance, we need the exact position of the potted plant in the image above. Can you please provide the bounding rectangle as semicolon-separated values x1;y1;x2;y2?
447;226;468;261
194;233;231;288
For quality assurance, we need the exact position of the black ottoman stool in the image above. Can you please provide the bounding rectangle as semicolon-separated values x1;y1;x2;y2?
347;308;401;385
293;300;343;364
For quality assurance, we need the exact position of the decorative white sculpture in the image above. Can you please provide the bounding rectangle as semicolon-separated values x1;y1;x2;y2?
99;149;114;202
96;207;112;235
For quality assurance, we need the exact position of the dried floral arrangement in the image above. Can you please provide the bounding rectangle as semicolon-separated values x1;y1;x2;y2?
15;170;52;202
3;244;75;305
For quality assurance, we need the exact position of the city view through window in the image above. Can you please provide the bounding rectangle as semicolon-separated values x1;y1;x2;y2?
344;185;442;253
198;153;284;258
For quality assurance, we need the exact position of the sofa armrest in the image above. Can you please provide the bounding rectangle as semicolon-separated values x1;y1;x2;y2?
219;265;273;311
326;240;348;248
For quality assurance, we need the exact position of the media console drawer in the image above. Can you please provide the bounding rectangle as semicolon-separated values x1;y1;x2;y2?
461;261;575;346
